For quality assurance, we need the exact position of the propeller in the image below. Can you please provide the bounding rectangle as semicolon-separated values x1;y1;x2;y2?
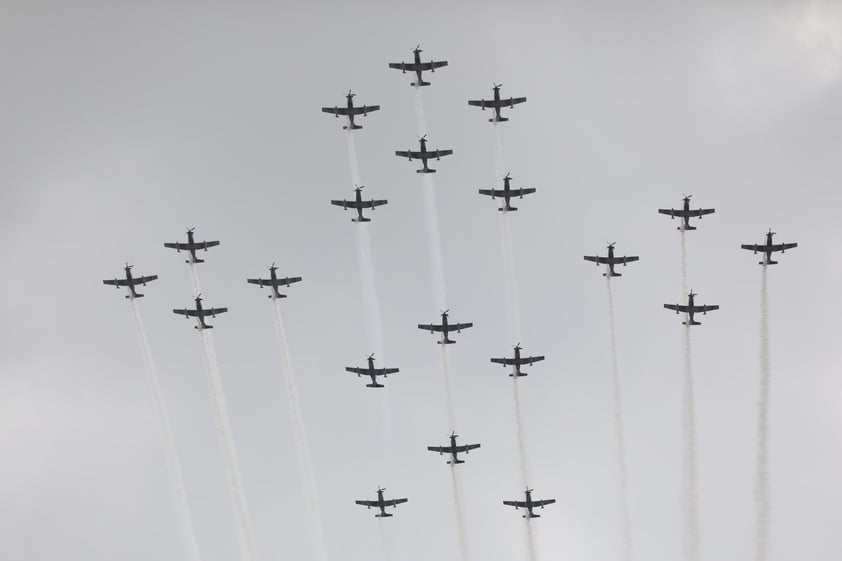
347;89;355;98
187;226;195;233
268;262;277;271
415;44;422;53
125;262;133;270
368;353;375;360
607;241;616;248
493;82;503;90
682;194;692;201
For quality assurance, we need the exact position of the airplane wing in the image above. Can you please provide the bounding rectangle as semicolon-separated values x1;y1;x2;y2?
503;500;528;508
583;256;609;264
349;105;380;115
103;279;130;286
453;443;481;453
388;62;414;70
382;498;408;507
478;189;506;198
770;242;798;252
358;199;388;209
427;445;451;454
135;275;158;284
377;368;400;375
204;307;228;316
468;100;486;107
664;304;689;313
451;322;473;331
395;150;420;159
435;149;454;157
532;499;556;507
491;357;514;365
511;188;536;197
687;208;715;217
620;256;640;264
657;209;683;217
525;356;545;364
173;308;200;317
508;97;527;106
246;278;264;286
164;242;187;250
355;500;378;507
697;304;719;313
345;367;366;375
322;107;350;116
331;199;357;208
740;244;761;252
418;324;444;332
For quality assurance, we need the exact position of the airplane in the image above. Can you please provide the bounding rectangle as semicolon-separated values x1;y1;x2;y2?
388;45;448;87
102;263;158;299
478;173;536;211
468;84;527;123
740;229;798;265
664;290;719;326
395;135;453;174
164;228;220;264
418;310;473;344
426;432;480;465
355;487;408;518
172;295;228;330
503;488;556;519
345;354;399;388
490;344;545;377
330;186;388;222
246;264;302;299
583;243;640;277
321;90;380;130
658;195;715;231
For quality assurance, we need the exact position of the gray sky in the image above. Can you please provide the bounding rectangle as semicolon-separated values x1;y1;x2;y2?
2;1;841;561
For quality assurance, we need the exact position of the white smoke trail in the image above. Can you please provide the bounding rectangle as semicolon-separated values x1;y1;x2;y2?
198;329;259;561
492;122;505;181
524;519;537;561
271;299;329;561
680;230;688;296
378;518;394;561
354;225;385;358
422;174;448;310
450;466;470;561
606;279;632;561
346;129;362;187
130;299;202;561
755;266;770;561
512;377;530;487
500;213;521;343
414;86;428;137
681;326;700;561
188;263;202;299
440;346;457;430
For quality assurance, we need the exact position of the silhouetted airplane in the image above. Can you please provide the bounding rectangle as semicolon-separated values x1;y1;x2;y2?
173;295;228;330
658;195;715;231
247;264;302;299
583;243;640;277
345;354;399;388
468;84;527;123
741;229;797;265
331;186;387;222
418;310;473;344
427;432;480;465
103;263;158;298
164;228;220;264
321;90;380;130
503;488;556;518
664;290;719;326
490;344;545;377
388;45;448;87
395;135;453;173
355;487;408;518
478;173;536;211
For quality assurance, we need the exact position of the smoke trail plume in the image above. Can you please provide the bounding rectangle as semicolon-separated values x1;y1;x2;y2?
198;329;259;561
512;377;530;487
492;123;505;180
755;267;770;561
131;299;202;561
189;263;202;299
681;326;700;561
354;225;385;357
440;346;457;429
680;230;688;296
606;279;632;561
450;466;470;561
271;299;329;561
500;213;521;342
422;174;448;309
346;129;362;187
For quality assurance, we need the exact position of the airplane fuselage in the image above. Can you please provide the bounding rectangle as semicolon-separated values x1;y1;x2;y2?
123;266;142;298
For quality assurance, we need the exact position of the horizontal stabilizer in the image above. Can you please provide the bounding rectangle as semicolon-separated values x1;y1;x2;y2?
683;320;701;326
499;206;518;212
509;371;527;377
448;460;465;465
125;293;144;299
492;117;509;122
438;338;456;345
763;260;778;265
375;513;393;518
189;258;205;264
352;217;371;223
343;124;363;130
412;80;430;87
366;382;385;388
417;168;436;174
604;272;622;277
678;225;697;231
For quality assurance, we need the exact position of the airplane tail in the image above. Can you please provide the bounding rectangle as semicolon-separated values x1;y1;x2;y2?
187;257;205;264
682;320;701;326
412;80;431;87
498;206;518;212
376;513;393;518
679;225;697;231
524;513;540;519
417;168;436;174
491;117;509;123
763;260;778;265
352;217;372;223
604;271;622;277
270;291;287;299
343;124;363;130
366;382;385;388
126;293;144;299
508;371;527;377
448;459;465;465
438;338;456;345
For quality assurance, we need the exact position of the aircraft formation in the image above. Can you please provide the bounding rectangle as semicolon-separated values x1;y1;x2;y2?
102;44;800;559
